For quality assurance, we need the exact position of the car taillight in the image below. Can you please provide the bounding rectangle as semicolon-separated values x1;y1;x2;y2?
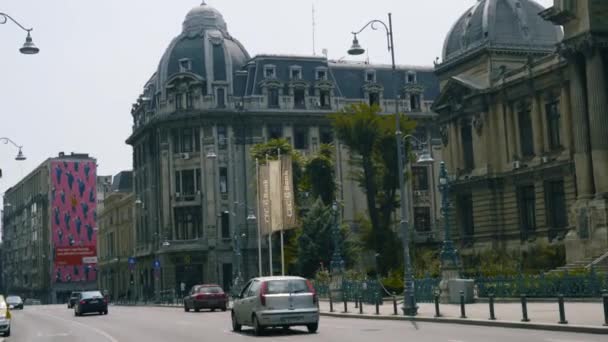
79;300;86;305
195;294;206;300
259;282;268;306
306;280;318;304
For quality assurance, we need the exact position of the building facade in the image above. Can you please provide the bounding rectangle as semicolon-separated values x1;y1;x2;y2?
97;171;135;301
433;0;608;269
96;175;113;213
1;152;99;303
126;2;441;298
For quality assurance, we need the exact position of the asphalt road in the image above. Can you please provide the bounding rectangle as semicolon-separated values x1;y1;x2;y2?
4;304;607;342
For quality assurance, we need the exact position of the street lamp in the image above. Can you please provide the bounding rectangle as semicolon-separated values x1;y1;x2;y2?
438;161;460;268
349;13;419;316
0;13;39;55
1;137;27;161
330;201;345;273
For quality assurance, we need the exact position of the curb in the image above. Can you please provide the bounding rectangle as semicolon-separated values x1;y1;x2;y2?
319;312;608;334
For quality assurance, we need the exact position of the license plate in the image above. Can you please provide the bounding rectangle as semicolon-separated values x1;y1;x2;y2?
281;316;303;322
89;300;98;304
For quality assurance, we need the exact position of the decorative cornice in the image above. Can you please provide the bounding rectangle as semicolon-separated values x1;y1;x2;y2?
558;32;608;59
314;80;335;90
402;83;425;94
258;79;283;89
362;82;384;93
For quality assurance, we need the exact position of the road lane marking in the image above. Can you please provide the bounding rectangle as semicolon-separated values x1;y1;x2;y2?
30;311;118;342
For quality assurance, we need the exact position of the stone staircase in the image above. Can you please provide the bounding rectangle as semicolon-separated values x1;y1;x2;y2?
546;251;608;275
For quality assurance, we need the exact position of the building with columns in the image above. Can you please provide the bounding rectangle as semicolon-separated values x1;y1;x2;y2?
433;0;608;270
126;2;441;297
97;171;135;301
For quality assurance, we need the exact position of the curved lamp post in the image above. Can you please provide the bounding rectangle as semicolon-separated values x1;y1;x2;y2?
348;14;424;316
1;137;26;161
0;13;39;54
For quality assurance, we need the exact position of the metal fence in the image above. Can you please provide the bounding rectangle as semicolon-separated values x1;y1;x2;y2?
475;270;608;298
313;270;608;301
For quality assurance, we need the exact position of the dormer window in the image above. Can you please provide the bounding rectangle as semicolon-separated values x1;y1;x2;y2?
366;70;376;82
264;65;276;79
290;66;302;80
316;68;328;81
406;71;417;84
179;58;192;73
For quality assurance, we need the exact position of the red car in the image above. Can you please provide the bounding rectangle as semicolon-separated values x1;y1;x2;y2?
184;284;228;312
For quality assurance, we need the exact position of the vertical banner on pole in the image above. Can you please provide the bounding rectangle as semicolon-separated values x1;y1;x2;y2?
255;159;263;277
268;159;282;233
280;155;297;229
257;163;272;236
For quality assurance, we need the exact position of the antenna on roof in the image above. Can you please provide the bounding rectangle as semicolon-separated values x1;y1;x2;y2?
312;2;317;56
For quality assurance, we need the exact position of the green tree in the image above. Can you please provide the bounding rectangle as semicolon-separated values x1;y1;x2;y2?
295;199;356;278
331;103;415;274
302;144;335;205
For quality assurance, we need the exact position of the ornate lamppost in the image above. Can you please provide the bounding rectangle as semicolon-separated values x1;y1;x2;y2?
438;161;461;302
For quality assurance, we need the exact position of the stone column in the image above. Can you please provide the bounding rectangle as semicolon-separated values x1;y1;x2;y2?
569;60;594;198
512;104;522;158
531;94;545;157
505;104;517;162
586;50;608;196
560;84;573;153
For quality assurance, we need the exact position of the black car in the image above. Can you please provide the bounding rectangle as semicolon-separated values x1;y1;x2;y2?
74;291;108;316
67;291;81;309
5;296;23;310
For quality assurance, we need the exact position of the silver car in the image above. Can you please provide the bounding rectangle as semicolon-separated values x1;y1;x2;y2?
231;276;319;335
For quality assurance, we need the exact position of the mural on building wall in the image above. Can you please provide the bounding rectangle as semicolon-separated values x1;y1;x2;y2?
50;160;98;283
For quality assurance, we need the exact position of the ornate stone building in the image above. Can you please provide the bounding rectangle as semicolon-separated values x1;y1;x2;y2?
126;2;441;297
97;171;135;301
433;0;608;270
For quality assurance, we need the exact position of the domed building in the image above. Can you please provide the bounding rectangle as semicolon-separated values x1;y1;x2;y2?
432;0;608;272
123;2;441;298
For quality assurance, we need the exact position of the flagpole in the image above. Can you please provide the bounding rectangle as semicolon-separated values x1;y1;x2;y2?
266;153;273;276
255;158;262;277
278;148;285;276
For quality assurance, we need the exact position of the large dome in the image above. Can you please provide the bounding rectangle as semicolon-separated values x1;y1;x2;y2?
153;1;250;94
442;0;562;63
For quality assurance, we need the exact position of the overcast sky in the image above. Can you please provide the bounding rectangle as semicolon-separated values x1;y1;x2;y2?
0;0;554;207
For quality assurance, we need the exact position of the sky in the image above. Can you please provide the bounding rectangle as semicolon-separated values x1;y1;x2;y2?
0;0;554;209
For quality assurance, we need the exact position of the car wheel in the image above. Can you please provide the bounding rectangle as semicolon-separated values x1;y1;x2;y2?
307;323;318;334
211;308;216;312
253;315;265;336
5;328;10;337
104;310;108;315
231;312;241;332
184;304;190;312
221;305;227;312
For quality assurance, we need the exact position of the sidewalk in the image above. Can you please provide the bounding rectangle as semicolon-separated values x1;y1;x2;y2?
318;299;608;334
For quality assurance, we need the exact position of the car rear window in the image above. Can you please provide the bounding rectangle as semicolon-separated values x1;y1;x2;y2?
265;279;309;294
81;291;103;299
6;296;21;303
198;286;223;294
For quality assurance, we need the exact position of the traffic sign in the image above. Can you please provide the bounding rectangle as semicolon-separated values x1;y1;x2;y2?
153;259;161;269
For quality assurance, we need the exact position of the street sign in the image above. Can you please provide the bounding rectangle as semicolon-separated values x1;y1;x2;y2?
128;257;136;271
82;256;98;264
153;259;161;269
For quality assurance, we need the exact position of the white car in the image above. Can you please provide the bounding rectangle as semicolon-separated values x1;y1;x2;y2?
0;296;11;337
231;276;319;336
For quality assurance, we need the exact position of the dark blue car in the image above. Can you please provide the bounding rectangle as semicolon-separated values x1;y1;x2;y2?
74;291;108;316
